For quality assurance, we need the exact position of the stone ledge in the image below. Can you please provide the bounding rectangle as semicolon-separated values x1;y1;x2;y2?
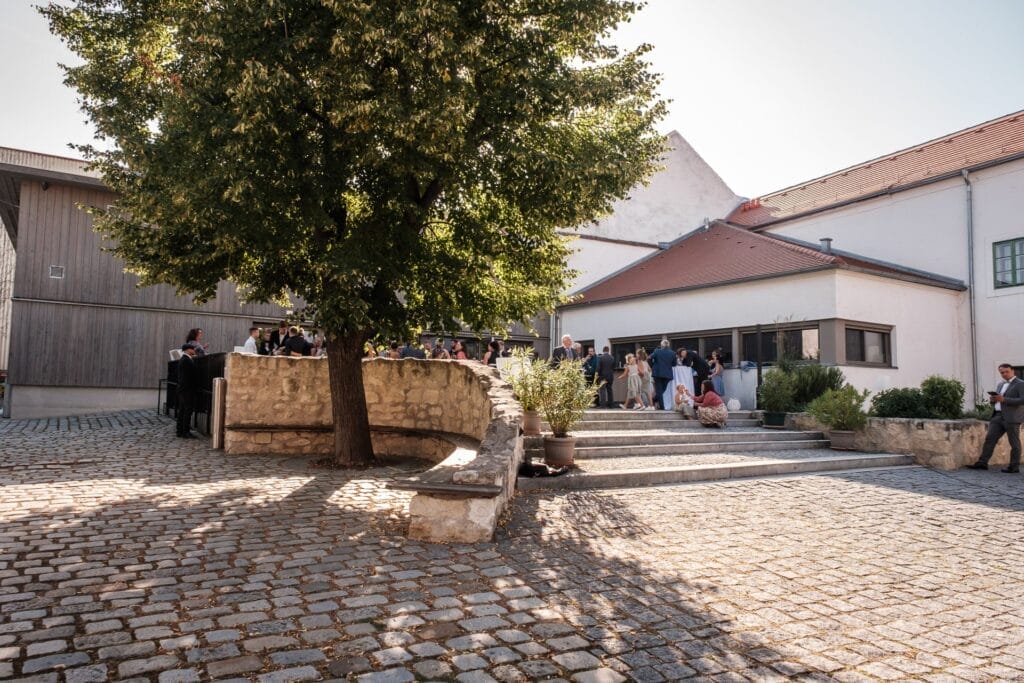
787;413;1008;470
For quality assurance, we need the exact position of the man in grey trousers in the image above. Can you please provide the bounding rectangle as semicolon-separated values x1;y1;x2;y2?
969;363;1024;473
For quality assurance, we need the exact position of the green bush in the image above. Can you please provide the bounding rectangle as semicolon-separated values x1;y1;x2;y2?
758;369;796;413
920;375;965;420
790;364;845;410
541;359;600;437
808;385;870;431
963;402;994;421
871;387;931;418
506;348;549;411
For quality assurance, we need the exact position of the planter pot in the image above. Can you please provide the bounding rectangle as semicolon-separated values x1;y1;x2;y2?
522;410;542;436
762;411;787;429
543;436;576;467
828;430;858;450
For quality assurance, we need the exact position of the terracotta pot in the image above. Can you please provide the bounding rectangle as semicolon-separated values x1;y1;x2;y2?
522;410;542;436
829;430;857;450
762;411;787;429
543;435;576;467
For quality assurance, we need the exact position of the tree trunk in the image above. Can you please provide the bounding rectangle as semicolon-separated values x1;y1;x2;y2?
325;329;375;467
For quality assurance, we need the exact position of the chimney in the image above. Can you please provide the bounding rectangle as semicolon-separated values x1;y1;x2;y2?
820;237;833;254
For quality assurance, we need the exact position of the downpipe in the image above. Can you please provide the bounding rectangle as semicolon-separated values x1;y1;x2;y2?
962;169;980;406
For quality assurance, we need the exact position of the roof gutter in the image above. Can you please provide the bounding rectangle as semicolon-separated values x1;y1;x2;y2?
962;169;980;406
744;150;1024;232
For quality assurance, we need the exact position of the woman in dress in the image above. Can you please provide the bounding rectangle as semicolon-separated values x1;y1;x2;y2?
680;380;728;428
637;348;655;410
185;328;208;356
709;349;725;397
451;340;468;360
483;340;501;367
617;354;644;410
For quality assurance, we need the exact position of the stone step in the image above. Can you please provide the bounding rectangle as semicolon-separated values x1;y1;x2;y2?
518;452;917;491
554;439;831;459
568;430;823;448
552;418;763;430
580;409;756;421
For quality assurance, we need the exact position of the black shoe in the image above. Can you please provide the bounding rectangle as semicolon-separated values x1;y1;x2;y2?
967;462;988;470
180;433;197;439
1002;466;1020;473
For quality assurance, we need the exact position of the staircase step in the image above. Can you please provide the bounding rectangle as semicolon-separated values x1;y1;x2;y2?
518;452;917;491
551;418;762;430
528;439;831;459
570;430;825;448
580;409;756;421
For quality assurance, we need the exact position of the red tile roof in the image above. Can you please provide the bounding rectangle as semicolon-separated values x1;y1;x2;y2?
728;109;1024;228
565;222;962;307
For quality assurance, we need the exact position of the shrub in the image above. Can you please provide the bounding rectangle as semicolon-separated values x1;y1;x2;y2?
920;375;965;420
790;364;845;410
963;402;994;421
808;385;870;431
758;369;796;413
541;359;600;437
871;387;931;418
506;348;549;412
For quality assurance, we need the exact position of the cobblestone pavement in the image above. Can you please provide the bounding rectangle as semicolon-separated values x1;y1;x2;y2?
3;412;1024;682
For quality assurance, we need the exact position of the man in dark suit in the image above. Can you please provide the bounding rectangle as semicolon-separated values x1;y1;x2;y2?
648;340;677;410
969;363;1024;473
597;346;617;408
688;349;711;393
269;321;288;352
176;345;199;438
551;334;576;364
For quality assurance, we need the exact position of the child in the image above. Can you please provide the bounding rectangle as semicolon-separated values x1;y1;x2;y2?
617;354;644;410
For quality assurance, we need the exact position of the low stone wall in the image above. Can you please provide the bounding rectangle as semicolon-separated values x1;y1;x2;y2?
222;355;523;542
788;413;1010;470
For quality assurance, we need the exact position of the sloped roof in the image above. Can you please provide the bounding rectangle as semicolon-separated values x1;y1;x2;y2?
564;221;963;308
728;109;1024;228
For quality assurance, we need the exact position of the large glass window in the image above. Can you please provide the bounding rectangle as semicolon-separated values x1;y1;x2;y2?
611;339;660;367
742;327;819;364
702;334;733;364
994;238;1024;288
845;328;890;365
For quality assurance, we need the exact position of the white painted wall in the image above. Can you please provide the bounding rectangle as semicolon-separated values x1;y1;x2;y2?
764;176;969;280
565;237;658;293
582;131;740;245
833;270;969;398
559;270;839;354
969;161;1024;393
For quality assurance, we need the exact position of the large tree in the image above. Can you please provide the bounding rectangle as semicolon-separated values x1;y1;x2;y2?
45;0;666;466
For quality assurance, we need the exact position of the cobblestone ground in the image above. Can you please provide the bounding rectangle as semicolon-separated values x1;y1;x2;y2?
3;412;1024;682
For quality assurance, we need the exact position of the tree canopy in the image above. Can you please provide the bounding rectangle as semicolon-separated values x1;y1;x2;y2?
45;0;666;464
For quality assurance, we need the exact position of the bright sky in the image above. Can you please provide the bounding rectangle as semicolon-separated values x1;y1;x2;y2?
3;0;1024;198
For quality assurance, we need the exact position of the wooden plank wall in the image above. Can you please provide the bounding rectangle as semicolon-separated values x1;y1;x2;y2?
10;179;288;388
0;225;13;372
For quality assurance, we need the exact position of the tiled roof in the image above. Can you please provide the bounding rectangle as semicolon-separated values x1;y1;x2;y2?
565;222;962;307
728;109;1024;228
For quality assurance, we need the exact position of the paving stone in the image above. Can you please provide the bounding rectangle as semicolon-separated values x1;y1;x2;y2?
409;641;447;657
63;665;109;683
518;660;561;678
372;647;412;667
327;657;371;677
571;669;627;683
185;644;241;664
456;671;498;683
553;651;603;671
256;666;320;683
355;668;416;683
414;659;453;678
243;636;299;652
452;653;489;671
269;649;326;666
22;652;91;673
447;634;500;651
206;655;264;679
117;655;181;678
158;669;202;683
26;640;67;657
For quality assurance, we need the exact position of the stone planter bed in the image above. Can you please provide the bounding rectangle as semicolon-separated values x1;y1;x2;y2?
787;412;1009;470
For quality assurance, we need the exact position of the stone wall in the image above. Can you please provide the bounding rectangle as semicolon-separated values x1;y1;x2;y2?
788;413;1011;470
222;354;523;543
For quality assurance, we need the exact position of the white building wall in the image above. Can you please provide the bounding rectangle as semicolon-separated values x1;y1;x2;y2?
583;131;740;245
558;270;839;354
565;237;658;293
969;161;1024;392
764;176;969;280
833;271;969;397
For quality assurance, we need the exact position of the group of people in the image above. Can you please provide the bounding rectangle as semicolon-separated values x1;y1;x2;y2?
241;322;326;357
366;338;510;364
556;335;729;428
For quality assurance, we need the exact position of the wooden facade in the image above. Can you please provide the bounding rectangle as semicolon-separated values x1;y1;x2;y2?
0;228;13;373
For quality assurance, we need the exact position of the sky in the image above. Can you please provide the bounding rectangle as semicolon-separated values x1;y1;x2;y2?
2;0;1024;198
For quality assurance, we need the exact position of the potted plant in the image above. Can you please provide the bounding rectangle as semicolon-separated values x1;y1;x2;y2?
807;384;870;450
541;359;600;466
758;369;795;428
506;348;549;436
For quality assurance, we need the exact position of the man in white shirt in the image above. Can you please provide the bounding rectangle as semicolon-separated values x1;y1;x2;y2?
969;363;1024;473
242;327;260;354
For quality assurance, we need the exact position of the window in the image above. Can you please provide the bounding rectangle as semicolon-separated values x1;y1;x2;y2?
994;238;1024;288
742;327;819;364
702;335;733;364
845;328;890;365
670;337;699;355
612;339;659;367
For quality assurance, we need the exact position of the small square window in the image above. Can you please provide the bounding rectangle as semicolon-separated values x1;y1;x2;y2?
994;238;1024;288
846;327;890;365
49;265;65;279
